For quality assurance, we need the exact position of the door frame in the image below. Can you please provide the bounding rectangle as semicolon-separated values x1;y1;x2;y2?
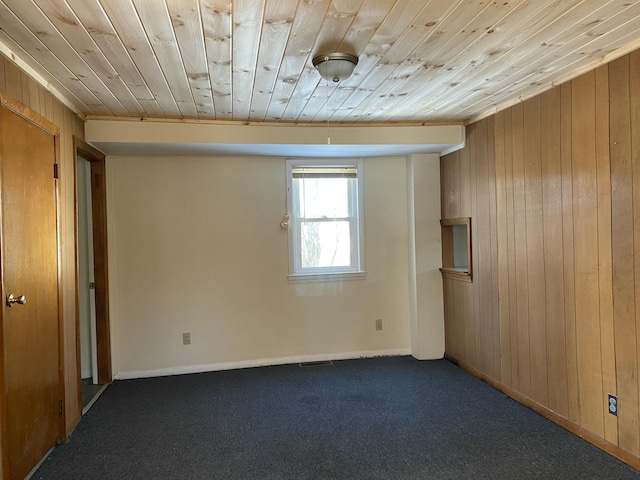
73;138;112;396
0;91;64;478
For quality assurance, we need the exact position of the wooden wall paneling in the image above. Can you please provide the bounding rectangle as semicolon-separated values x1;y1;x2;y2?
540;86;569;418
459;135;471;218
523;96;548;405
560;82;580;424
452;280;466;362
494;110;512;385
3;60;22;100
610;54;639;455
19;71;30;105
27;77;41;113
449;150;461;219
571;71;605;438
475;118;495;377
503;107;519;389
0;57;5;91
632;48;640;457
511;102;531;397
473;120;489;373
444;277;454;358
467;123;479;366
63;108;81;431
43;92;54;123
594;64;618;445
441;154;451;219
487;116;500;380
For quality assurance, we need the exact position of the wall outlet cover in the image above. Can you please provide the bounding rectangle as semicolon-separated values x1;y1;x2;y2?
608;394;618;416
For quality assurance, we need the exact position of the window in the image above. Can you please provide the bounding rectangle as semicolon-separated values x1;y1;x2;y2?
286;159;365;282
440;217;472;282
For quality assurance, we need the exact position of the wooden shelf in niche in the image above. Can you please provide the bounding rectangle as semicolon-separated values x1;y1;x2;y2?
440;217;472;282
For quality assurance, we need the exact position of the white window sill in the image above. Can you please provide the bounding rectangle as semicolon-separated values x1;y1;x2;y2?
288;271;367;283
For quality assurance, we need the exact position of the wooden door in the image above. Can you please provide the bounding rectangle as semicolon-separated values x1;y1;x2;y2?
1;105;62;480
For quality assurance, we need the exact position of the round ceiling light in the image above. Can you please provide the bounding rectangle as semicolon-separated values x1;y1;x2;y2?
312;52;359;83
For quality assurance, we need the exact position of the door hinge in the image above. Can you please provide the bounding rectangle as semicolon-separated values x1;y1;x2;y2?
58;400;64;415
89;282;95;289
53;163;59;179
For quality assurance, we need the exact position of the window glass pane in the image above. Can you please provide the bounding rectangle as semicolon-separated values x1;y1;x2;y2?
300;221;351;268
295;177;351;218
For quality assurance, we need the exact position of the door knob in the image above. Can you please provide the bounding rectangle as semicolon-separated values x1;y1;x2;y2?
6;294;26;307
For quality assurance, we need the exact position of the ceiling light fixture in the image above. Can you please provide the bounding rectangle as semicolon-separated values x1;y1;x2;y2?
312;52;358;83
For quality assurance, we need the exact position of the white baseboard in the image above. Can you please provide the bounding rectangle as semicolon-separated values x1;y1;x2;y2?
114;348;412;380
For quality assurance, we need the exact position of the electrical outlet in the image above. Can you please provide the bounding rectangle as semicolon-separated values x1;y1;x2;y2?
375;319;383;331
608;394;618;416
182;332;191;345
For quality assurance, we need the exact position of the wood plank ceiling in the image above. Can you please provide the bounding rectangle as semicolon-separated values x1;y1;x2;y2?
0;0;639;124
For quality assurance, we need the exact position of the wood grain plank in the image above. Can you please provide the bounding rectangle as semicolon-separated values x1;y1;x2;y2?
474;119;493;375
417;0;608;114
400;0;554;120
456;1;638;120
19;69;30;104
560;81;580;424
593;64;618;445
511;101;530;397
231;0;266;120
523;95;547;406
65;0;165;116
96;0;181;116
372;0;530;121
467;122;478;366
495;109;512;386
610;53;640;455
0;5;105;114
441;152;452;220
325;0;454;122
201;0;233;118
489;2;640;107
452;279;466;362
33;0;144;113
540;86;568;418
459;133;471;217
346;0;473;121
487;115;500;380
610;52;640;455
166;0;215;116
249;0;297;121
449;149;461;219
133;0;199;117
264;0;330;121
504;106;520;389
3;57;22;100
305;0;397;122
631;48;640;458
444;277;454;358
0;55;6;92
27;75;40;112
282;0;365;122
572;71;604;438
3;0;129;115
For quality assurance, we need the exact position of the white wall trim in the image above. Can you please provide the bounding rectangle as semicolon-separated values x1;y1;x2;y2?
114;349;412;380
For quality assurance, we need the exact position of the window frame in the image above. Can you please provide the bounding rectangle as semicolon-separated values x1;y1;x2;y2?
286;158;366;282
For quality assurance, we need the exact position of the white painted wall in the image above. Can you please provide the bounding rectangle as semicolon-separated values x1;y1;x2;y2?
107;155;422;378
407;154;445;360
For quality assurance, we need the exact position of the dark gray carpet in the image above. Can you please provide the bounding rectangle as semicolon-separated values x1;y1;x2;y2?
34;357;640;479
